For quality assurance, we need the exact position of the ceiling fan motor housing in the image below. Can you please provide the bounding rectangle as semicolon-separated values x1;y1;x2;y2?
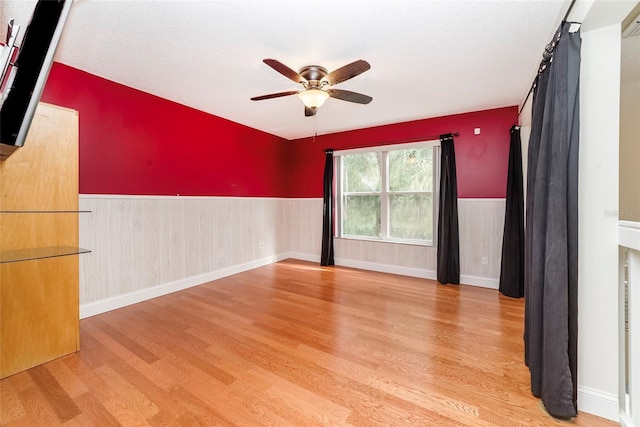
299;65;328;88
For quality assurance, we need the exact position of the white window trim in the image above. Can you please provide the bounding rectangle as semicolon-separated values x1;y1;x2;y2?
333;139;440;156
335;140;440;247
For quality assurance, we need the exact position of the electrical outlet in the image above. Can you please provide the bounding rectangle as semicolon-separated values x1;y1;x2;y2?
481;256;488;265
259;242;263;249
218;249;224;258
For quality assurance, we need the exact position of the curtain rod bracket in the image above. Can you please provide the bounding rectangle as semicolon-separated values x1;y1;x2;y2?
516;0;579;121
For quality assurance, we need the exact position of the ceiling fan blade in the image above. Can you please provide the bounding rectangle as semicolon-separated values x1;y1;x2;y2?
305;106;317;117
250;90;299;101
327;89;372;104
322;60;370;86
263;59;308;84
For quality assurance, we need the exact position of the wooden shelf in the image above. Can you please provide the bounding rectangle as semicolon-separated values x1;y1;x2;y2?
0;246;90;264
0;210;91;263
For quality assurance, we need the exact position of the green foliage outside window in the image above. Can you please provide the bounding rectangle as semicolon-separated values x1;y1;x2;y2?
343;152;381;192
340;146;435;243
388;148;432;192
343;195;381;237
389;194;432;240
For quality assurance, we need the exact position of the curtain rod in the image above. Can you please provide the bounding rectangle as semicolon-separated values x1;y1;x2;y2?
516;0;578;120
324;132;459;153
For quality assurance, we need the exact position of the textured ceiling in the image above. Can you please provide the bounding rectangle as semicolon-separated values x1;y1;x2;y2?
1;0;570;139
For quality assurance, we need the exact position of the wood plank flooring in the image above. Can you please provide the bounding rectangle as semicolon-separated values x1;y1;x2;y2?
1;259;615;426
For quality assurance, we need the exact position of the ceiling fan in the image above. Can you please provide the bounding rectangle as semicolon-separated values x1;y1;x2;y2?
251;59;372;117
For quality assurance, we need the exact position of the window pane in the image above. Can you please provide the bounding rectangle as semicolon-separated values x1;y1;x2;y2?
343;195;381;237
389;194;432;240
343;153;381;192
388;147;432;192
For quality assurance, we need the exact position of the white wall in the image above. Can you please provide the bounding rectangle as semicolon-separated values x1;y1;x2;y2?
578;23;622;420
574;0;640;418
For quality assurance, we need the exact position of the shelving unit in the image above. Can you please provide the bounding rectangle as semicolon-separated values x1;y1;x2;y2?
0;103;84;379
0;245;91;264
0;211;91;263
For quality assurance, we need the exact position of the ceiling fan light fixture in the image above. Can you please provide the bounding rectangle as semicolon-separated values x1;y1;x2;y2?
252;59;371;116
298;89;329;109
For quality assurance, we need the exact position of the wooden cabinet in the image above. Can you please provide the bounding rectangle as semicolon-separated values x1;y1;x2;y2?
0;103;82;379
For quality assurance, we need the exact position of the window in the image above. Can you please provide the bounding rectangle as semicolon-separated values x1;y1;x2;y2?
336;141;439;245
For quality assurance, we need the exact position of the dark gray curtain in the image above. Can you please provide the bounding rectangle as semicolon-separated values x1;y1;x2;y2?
524;22;581;419
436;134;459;284
320;149;335;266
499;126;525;298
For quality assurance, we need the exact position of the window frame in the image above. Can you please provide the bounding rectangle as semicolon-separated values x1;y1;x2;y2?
335;140;440;246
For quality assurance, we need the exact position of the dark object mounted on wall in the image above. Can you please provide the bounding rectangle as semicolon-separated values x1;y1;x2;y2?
0;0;72;160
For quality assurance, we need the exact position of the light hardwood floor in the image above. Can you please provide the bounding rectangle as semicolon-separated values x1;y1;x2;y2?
1;259;615;426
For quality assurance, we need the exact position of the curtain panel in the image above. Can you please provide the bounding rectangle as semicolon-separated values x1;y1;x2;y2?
436;134;460;284
499;126;525;298
321;149;335;266
524;22;581;419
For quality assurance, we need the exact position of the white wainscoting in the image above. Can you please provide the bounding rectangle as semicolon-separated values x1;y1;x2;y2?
286;198;324;258
79;196;506;318
458;198;506;283
79;195;289;317
286;198;506;288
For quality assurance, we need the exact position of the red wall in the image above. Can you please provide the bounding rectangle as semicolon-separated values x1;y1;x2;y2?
287;106;518;198
41;63;290;197
41;63;515;199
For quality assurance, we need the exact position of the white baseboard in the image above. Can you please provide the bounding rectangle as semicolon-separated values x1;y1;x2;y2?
79;253;289;319
81;251;435;318
287;252;499;289
459;274;499;289
577;385;619;422
286;251;320;263
620;412;635;427
80;252;500;319
334;257;438;280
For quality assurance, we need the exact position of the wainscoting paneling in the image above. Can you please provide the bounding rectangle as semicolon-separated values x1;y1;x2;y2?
79;196;505;317
79;196;289;308
335;238;436;271
458;198;506;281
286;198;323;257
285;198;506;287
